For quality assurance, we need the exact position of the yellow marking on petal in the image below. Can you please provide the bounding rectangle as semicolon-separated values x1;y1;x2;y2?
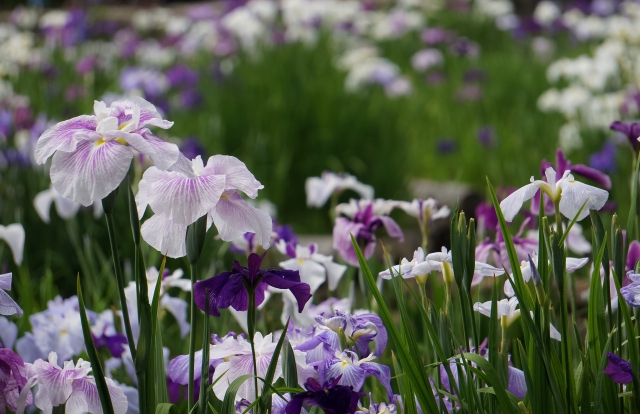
116;137;129;146
96;139;106;146
221;194;229;200
297;258;304;265
119;122;129;130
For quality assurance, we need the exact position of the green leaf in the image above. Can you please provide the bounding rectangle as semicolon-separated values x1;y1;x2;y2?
200;289;211;414
77;275;115;414
221;375;255;414
353;236;440;414
611;269;640;413
151;256;169;405
487;178;565;414
260;318;291;413
282;337;299;389
186;215;208;265
156;404;181;414
627;154;640;238
452;353;517;413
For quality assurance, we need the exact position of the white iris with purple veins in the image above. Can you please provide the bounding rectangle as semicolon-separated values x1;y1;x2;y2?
136;154;272;258
34;97;179;206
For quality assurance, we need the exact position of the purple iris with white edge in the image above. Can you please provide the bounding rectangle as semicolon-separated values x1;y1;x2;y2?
194;252;312;317
34;96;178;206
0;273;22;316
333;199;403;266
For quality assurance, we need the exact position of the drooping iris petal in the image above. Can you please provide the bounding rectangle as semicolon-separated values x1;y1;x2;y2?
0;225;25;266
569;163;612;189
260;270;311;313
50;139;133;207
160;296;190;338
0;273;22;316
209;191;273;249
205;155;264;198
0;316;18;348
557;178;608;221
499;181;543;222
360;362;392;398
508;366;527;399
136;165;225;225
34;115;100;164
140;214;188;258
194;271;242;317
604;353;633;384
33;186;81;223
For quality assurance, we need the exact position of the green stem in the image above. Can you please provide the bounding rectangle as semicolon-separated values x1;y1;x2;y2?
105;212;136;361
188;263;198;412
248;289;260;409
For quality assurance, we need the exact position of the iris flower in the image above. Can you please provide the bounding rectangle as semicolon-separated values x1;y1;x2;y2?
194;252;311;317
318;351;392;399
620;271;640;307
0;346;32;413
23;352;128;414
305;172;374;208
500;167;608;222
286;377;365;414
34;97;179;206
208;332;316;402
137;154;272;258
276;240;347;293
33;185;103;223
333;201;403;267
0;273;22;316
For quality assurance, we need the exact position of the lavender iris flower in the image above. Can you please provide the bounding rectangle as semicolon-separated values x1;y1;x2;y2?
194;252;311;317
604;352;634;384
0;347;32;413
610;120;640;152
540;148;612;190
318;351;392;399
333;202;403;267
34;97;178;206
619;271;640;307
285;377;365;414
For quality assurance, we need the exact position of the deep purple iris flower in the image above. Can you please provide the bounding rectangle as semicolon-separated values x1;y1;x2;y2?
610;120;640;151
194;253;311;317
475;201;498;232
604;352;634;384
166;65;199;89
93;331;128;358
0;346;32;412
285;377;365;414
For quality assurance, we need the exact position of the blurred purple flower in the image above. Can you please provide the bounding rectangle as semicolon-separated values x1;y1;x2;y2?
120;67;169;99
450;38;480;58
179;89;203;109
426;71;447;85
75;55;98;75
455;85;483;101
411;49;443;72
64;84;86;102
589;142;617;173
437;138;458;154
477;126;496;147
464;68;487;83
421;27;456;45
166;65;199;89
179;136;205;160
475;202;498;232
0;346;32;412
